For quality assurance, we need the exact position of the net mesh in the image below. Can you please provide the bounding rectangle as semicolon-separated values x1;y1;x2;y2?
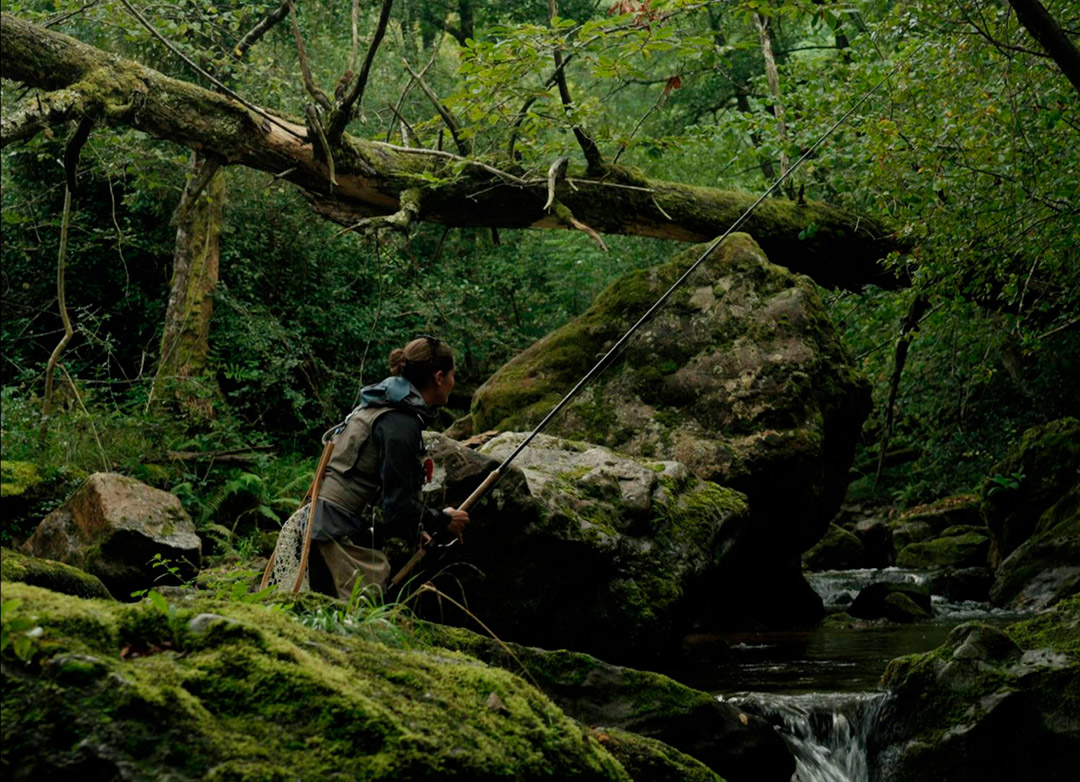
265;502;311;592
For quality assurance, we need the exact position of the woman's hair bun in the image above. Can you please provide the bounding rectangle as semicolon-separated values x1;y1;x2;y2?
389;348;407;376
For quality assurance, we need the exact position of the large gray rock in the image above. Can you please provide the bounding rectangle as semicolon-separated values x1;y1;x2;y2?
870;598;1080;782
22;472;201;598
418;432;750;663
467;234;871;558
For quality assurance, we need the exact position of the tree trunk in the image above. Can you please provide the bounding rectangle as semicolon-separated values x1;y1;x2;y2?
1;13;905;290
754;12;796;199
1007;0;1080;95
151;152;225;418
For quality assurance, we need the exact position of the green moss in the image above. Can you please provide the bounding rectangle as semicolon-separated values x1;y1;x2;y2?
592;727;724;782
896;532;990;569
0;461;44;498
1005;595;1080;654
2;583;631;781
1;548;113;600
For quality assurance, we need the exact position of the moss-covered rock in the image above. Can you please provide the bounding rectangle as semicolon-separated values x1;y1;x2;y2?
848;581;932;622
981;417;1080;567
22;472;202;599
468;234;870;560
990;483;1080;611
896;530;991;570
589;728;724;782
1;548;112;600
0;461;81;547
416;622;792;782
418;432;751;662
1;582;632;781
802;523;864;571
869;596;1080;782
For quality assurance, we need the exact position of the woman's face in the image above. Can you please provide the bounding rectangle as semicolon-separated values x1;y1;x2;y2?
429;367;455;407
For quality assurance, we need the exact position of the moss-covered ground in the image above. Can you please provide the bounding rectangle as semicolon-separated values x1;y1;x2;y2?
1;582;633;781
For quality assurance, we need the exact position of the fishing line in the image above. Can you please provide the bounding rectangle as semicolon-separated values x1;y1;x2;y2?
393;41;926;587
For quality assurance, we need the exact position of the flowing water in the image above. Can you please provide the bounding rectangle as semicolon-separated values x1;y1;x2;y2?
667;568;1027;782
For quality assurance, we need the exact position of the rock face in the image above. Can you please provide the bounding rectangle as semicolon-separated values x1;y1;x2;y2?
419;432;750;662
22;473;201;598
0;583;630;781
418;622;796;782
870;597;1080;782
981;418;1080;610
982;417;1080;567
468;234;870;557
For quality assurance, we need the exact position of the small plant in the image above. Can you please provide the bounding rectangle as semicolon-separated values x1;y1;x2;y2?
130;553;196;598
297;579;412;646
146;589;186;649
1;599;43;663
986;471;1025;497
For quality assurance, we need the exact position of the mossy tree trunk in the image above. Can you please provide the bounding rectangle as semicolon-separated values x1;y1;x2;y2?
151;151;225;419
1;12;905;290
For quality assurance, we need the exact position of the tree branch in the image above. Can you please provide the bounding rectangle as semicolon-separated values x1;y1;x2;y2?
0;13;903;290
328;0;395;142
234;0;291;60
403;58;470;155
287;0;331;111
547;0;604;172
1007;0;1080;95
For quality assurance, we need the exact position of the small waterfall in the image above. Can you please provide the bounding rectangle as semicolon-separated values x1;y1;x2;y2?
722;691;887;782
806;568;929;613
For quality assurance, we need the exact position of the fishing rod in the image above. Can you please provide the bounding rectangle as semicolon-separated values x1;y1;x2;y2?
389;44;922;590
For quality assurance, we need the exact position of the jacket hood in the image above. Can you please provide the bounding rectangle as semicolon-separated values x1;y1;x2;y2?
359;376;434;421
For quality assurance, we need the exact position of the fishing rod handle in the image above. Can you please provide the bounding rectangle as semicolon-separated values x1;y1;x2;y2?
459;469;500;512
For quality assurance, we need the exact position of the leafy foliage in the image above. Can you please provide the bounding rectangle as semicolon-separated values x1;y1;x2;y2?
2;0;1078;518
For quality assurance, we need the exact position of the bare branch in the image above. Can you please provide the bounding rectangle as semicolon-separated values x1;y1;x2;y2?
287;0;331;111
403;59;470;155
547;0;603;171
115;0;305;139
64;113;96;194
328;0;395;142
234;0;290;60
385;44;439;143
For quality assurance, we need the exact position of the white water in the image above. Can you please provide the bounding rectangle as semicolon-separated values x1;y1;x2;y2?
722;691;887;782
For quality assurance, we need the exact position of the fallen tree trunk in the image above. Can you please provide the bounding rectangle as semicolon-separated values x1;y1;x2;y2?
1;12;905;290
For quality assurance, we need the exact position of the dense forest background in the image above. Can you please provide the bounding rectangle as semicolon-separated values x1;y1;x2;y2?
2;0;1077;554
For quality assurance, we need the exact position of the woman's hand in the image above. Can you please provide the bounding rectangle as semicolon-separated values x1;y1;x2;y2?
444;507;470;542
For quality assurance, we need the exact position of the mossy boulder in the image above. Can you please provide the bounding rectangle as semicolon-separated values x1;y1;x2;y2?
890;494;982;553
990;484;1080;611
419;432;751;662
468;234;870;559
896;530;991;570
981;417;1080;567
0;582;633;781
589;727;723;782
869;596;1080;782
848;581;932;622
417;622;794;782
1;548;112;600
802;523;864;571
22;472;202;599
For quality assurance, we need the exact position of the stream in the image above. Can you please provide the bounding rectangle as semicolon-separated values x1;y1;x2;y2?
668;568;1027;782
